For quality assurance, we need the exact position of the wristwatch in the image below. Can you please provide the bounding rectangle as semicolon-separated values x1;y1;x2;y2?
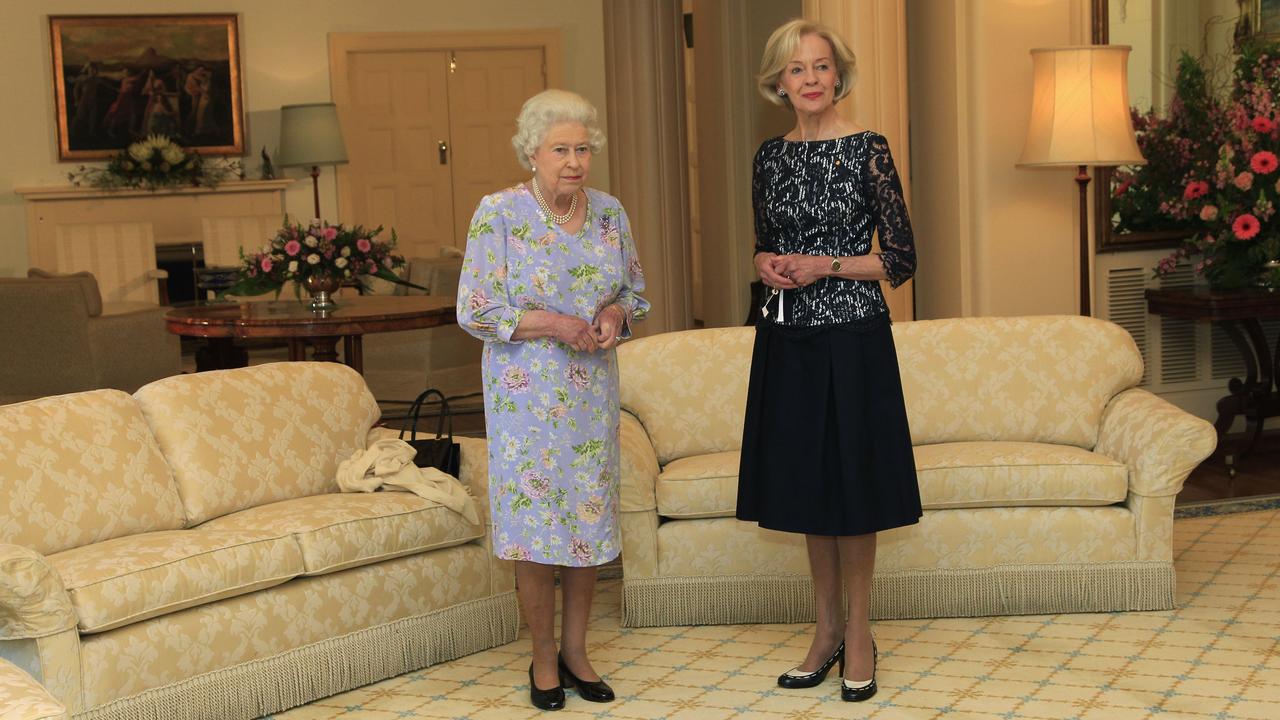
830;256;842;273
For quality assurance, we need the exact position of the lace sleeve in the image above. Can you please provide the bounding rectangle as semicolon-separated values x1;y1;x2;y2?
865;135;916;288
752;144;779;255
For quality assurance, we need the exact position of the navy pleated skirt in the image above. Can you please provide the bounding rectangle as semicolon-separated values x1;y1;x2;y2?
736;317;922;536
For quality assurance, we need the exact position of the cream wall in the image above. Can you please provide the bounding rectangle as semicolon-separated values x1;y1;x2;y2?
907;0;1091;319
0;0;607;277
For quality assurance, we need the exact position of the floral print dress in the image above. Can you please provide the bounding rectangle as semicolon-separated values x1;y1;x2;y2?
456;185;649;567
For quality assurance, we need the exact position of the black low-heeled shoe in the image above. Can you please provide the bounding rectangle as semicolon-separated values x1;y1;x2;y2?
840;640;878;702
557;653;615;703
529;664;566;711
777;641;845;689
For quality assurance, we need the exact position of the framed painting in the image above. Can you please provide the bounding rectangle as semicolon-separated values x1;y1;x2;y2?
1257;0;1280;39
49;14;244;161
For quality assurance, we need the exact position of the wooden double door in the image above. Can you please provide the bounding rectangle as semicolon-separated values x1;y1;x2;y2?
333;34;558;259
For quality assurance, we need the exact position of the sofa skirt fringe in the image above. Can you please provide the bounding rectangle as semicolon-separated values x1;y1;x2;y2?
74;591;520;720
622;562;1175;627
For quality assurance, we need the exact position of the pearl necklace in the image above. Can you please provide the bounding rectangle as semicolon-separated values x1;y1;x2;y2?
531;177;578;225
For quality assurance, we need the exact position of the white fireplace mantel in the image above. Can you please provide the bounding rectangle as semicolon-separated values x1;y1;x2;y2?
15;179;296;274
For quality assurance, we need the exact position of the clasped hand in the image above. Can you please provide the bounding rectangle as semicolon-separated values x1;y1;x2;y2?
755;252;826;289
555;305;625;353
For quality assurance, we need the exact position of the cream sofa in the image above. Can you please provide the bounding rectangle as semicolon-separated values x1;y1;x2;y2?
0;362;516;719
614;316;1217;627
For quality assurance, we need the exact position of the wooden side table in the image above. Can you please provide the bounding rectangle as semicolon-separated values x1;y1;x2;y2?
166;295;457;374
1145;288;1280;478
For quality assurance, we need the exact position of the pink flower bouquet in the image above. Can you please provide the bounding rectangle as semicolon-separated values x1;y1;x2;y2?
226;218;410;298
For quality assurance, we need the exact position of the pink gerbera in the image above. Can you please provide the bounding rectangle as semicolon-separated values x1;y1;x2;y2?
1253;116;1276;134
1232;213;1261;241
1251;151;1279;174
284;240;301;256
322;227;338;241
1182;180;1210;201
260;257;273;272
356;238;372;253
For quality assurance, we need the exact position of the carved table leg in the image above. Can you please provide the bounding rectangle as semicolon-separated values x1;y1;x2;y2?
311;337;340;363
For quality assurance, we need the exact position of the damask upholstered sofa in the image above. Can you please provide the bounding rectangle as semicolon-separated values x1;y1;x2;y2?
0;362;516;719
613;316;1217;627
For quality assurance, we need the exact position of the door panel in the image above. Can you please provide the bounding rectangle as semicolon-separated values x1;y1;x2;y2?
345;51;453;259
447;48;546;245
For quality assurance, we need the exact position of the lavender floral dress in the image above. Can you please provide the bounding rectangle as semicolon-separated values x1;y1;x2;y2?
456;185;649;567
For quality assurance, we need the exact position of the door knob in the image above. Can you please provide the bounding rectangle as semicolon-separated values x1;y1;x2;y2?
438;141;449;164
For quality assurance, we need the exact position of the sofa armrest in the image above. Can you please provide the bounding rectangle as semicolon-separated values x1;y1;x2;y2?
619;411;659;512
457;436;515;594
86;306;180;393
0;545;76;641
1095;388;1217;497
0;660;66;720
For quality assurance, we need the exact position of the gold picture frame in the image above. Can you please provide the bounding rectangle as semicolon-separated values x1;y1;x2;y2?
49;14;244;161
1255;0;1280;39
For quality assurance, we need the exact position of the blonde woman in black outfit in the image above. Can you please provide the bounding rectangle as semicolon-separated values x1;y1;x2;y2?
735;19;922;703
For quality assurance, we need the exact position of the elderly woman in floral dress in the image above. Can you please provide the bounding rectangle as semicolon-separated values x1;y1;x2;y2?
456;89;648;712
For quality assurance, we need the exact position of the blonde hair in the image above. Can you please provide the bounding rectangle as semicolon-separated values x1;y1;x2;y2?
511;89;606;171
756;19;857;107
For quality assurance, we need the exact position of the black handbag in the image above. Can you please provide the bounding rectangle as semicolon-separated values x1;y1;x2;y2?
398;389;461;476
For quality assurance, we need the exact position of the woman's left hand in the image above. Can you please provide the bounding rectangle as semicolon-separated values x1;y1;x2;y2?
771;254;828;287
592;304;627;350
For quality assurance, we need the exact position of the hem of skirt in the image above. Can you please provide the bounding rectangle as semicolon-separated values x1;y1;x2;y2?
735;511;922;537
492;548;621;568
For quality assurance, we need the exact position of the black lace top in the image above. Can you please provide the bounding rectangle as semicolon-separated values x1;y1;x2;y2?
753;131;916;327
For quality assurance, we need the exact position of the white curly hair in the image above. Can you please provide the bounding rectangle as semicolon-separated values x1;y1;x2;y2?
511;89;606;171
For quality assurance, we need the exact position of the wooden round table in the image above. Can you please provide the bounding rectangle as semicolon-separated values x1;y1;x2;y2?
166;295;457;374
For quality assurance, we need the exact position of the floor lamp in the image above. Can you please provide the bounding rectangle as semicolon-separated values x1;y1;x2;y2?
1017;46;1145;316
277;103;349;220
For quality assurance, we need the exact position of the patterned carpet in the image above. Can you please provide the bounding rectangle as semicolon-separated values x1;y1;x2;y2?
272;508;1280;720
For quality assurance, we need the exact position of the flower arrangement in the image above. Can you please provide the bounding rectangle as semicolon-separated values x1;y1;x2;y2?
224;217;408;298
67;134;242;191
1137;45;1280;289
1112;54;1221;236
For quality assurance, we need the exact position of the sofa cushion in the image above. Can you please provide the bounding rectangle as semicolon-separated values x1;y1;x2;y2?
197;492;483;576
913;442;1127;508
48;529;304;634
133;362;382;525
655;442;1127;519
657;451;740;519
894;316;1143;448
0;389;186;556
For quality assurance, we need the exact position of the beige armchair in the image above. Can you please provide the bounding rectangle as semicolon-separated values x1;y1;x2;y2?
0;276;180;405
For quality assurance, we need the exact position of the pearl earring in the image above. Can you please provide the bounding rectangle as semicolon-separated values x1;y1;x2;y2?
835;79;841;87
777;88;786;97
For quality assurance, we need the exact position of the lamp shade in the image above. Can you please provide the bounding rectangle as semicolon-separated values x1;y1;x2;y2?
277;103;348;167
1017;46;1146;167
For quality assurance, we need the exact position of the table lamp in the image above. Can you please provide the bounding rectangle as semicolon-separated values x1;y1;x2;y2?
1018;46;1145;316
277;103;349;220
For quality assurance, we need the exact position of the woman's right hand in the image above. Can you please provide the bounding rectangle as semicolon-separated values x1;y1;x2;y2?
755;252;798;290
553;313;599;353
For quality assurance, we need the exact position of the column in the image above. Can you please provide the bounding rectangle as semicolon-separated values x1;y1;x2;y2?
603;0;694;336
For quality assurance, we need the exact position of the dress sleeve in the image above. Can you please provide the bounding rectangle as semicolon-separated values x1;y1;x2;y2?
752;144;780;255
613;205;650;339
864;135;917;288
456;194;525;343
